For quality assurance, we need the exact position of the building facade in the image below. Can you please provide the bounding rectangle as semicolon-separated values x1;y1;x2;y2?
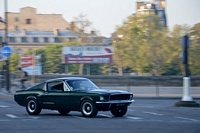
0;7;112;54
136;0;167;27
0;30;112;54
0;7;78;31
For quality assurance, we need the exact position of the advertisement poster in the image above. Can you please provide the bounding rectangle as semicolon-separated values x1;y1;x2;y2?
62;46;114;64
20;56;42;75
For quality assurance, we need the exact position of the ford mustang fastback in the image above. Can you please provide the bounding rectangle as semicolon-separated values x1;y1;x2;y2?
14;77;134;117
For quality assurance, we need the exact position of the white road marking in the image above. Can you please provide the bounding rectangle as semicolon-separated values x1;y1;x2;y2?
6;114;18;118
72;116;86;119
0;119;10;122
5;114;40;119
130;106;154;108
127;116;142;120
128;109;135;111
0;105;9;108
28;117;40;119
143;111;163;116
175;117;199;122
99;114;112;118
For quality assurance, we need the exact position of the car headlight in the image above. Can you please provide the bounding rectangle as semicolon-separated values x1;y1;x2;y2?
130;94;133;100
100;96;105;101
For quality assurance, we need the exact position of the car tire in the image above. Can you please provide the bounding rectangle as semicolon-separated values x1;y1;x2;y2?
80;100;98;117
57;110;70;115
110;107;127;117
26;99;42;115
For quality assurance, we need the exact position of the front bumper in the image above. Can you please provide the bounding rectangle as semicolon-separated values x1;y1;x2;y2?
96;100;134;111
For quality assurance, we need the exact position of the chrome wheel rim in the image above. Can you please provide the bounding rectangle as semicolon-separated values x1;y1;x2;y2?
28;100;36;113
82;102;93;115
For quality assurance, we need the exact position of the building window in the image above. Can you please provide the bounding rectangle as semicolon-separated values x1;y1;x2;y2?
157;11;164;19
21;37;27;42
26;19;31;24
44;37;49;43
9;37;15;42
15;17;19;22
54;37;61;43
33;37;39;43
15;26;19;31
16;49;22;55
0;37;2;43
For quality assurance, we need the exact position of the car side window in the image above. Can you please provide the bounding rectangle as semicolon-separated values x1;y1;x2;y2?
47;81;64;92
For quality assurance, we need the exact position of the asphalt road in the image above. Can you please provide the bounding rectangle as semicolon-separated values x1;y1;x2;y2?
0;95;200;133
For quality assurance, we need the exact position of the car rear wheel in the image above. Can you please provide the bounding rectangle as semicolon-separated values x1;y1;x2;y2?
110;107;127;117
26;99;42;115
57;110;70;115
81;100;98;117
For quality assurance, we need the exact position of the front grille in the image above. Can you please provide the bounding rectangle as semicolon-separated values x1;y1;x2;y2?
110;94;130;100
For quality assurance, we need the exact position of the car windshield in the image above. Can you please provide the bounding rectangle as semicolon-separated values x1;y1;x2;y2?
65;79;99;91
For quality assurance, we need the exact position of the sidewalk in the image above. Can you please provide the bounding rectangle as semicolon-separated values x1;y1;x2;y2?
0;87;15;97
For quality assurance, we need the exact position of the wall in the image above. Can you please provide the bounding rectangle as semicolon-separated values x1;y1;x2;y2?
33;75;200;87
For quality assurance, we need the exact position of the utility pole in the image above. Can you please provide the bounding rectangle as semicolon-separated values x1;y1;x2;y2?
4;0;10;92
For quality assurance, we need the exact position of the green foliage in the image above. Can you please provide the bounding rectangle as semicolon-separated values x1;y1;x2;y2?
42;41;82;74
112;13;200;76
7;14;200;76
9;53;19;74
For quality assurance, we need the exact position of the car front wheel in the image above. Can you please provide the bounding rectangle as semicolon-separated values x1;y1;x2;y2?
80;100;98;117
26;99;42;115
110;107;127;117
58;110;70;115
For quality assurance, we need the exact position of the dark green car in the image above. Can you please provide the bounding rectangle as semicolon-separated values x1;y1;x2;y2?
14;77;134;117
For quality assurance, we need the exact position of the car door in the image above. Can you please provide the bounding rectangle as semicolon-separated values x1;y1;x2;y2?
41;80;70;110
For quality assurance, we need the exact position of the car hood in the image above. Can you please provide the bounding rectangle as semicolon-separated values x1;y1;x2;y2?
88;89;131;95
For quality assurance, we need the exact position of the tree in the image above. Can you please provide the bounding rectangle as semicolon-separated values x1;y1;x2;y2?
73;14;92;75
189;23;200;75
9;53;19;74
163;25;190;76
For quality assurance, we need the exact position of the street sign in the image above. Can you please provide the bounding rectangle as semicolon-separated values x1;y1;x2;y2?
2;46;13;58
0;51;7;62
181;35;190;49
180;51;186;64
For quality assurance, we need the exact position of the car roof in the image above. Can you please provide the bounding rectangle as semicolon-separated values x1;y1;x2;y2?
46;77;88;82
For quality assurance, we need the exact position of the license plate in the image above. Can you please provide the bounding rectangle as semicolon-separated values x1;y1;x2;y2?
116;103;125;106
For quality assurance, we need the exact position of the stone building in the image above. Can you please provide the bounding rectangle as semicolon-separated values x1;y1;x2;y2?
0;7;112;54
136;0;167;27
0;7;78;31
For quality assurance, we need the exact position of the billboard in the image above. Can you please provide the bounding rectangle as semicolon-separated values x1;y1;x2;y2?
62;46;113;64
20;56;42;75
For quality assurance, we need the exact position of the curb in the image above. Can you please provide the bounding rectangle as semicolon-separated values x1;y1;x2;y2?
134;96;200;100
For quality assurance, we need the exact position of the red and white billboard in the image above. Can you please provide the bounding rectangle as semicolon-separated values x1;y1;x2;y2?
20;56;33;68
20;56;42;75
62;46;113;64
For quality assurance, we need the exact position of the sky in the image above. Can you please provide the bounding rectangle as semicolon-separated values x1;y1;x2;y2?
0;0;200;37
